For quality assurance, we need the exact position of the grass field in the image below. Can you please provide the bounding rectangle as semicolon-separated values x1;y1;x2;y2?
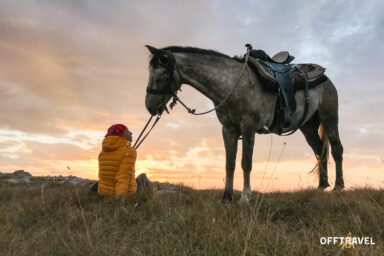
0;175;383;256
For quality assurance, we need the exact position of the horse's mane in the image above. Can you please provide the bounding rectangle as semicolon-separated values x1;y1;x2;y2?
162;46;233;59
149;46;243;66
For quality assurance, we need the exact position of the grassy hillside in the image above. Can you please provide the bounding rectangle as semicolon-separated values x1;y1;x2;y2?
0;175;383;255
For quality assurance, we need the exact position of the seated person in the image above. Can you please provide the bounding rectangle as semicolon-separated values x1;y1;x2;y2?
93;124;149;196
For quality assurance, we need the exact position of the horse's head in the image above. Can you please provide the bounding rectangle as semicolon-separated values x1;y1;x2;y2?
145;45;182;116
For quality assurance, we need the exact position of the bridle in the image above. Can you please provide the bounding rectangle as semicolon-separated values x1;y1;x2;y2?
133;50;183;150
146;44;252;115
134;45;252;149
145;50;183;115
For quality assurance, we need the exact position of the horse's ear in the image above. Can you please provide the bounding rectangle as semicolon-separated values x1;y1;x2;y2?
145;45;161;55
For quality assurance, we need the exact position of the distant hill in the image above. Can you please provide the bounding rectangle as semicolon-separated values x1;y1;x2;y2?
0;170;383;255
0;170;94;185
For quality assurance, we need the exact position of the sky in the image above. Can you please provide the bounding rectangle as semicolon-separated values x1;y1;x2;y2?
0;0;383;191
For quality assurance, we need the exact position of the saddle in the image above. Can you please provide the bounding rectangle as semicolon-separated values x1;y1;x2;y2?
250;49;295;64
248;49;327;132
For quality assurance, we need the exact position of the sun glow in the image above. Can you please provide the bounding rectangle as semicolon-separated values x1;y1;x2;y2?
1;0;383;193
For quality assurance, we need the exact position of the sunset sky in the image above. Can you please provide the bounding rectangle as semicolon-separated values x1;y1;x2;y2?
0;0;383;191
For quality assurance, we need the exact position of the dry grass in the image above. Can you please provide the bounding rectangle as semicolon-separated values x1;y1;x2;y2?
0;177;383;256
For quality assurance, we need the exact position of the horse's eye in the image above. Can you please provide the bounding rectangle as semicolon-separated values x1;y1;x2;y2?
159;55;169;66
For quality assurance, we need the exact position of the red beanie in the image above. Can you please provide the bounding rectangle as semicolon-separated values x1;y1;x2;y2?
105;124;128;137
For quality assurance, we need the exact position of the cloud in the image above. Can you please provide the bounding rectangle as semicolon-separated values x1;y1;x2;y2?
0;0;383;189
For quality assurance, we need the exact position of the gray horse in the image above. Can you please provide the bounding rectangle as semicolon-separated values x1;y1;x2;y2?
144;45;344;204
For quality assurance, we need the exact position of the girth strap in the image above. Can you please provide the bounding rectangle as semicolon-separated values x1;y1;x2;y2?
279;66;310;136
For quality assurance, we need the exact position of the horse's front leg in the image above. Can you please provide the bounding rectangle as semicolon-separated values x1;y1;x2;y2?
222;126;239;202
238;131;255;205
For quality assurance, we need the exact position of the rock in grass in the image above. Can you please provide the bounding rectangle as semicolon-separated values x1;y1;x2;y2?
5;170;32;184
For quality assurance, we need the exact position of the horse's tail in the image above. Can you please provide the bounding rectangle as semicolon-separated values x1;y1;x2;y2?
310;124;329;177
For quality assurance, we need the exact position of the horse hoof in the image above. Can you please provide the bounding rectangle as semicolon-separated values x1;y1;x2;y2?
237;198;251;207
317;184;330;190
333;185;344;191
220;197;232;204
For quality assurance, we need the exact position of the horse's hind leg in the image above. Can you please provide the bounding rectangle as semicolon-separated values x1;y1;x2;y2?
300;114;330;188
326;124;344;190
222;126;239;202
318;80;344;190
319;114;344;190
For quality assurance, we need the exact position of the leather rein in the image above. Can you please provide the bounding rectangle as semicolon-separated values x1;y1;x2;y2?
134;45;252;149
147;44;253;115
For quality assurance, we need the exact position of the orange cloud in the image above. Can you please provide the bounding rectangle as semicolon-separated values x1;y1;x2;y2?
0;1;383;192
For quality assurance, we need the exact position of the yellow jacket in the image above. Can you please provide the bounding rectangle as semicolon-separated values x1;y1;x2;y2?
98;136;137;196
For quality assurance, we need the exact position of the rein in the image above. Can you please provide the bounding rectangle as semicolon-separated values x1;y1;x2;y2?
133;115;161;150
171;44;253;115
134;45;253;149
146;44;253;116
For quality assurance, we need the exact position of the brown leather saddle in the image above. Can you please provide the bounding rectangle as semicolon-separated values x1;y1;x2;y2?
250;49;295;64
247;48;327;133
